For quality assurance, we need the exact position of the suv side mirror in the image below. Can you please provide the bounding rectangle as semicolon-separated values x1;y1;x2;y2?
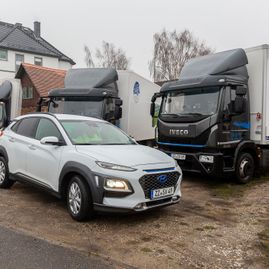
234;96;246;114
40;136;64;146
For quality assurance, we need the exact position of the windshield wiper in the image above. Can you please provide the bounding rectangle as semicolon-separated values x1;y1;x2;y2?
181;112;204;116
161;113;180;117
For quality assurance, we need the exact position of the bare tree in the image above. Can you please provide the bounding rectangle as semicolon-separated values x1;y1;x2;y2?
85;41;130;70
149;29;213;81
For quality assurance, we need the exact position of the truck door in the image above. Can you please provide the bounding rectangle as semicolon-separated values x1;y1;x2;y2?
220;86;249;146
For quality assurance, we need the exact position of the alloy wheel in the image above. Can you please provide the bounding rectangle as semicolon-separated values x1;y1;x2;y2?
68;182;82;215
0;161;6;184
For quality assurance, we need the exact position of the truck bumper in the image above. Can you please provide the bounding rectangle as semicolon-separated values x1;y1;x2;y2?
164;150;224;177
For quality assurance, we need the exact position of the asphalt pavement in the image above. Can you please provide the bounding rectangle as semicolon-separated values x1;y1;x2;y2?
0;225;114;269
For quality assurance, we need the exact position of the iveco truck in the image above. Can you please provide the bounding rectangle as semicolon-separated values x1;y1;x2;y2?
150;45;269;183
37;68;160;144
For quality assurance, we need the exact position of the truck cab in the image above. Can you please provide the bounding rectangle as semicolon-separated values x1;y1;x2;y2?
151;48;260;183
38;68;122;124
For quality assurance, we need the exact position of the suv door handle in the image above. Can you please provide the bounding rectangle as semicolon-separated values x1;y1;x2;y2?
9;138;15;143
28;145;36;150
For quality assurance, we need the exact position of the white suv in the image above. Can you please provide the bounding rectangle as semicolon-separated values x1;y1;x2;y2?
0;113;182;221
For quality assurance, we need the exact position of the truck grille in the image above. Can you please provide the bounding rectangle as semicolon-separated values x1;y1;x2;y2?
139;171;180;199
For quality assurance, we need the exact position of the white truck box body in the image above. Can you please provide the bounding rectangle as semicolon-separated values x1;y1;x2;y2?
0;79;22;120
117;71;160;141
245;45;269;145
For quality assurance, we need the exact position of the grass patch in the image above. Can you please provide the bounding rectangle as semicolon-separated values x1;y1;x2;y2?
140;247;152;253
258;229;269;252
209;177;269;199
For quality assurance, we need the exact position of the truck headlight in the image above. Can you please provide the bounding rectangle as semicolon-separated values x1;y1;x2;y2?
104;178;132;192
199;155;214;163
96;161;137;172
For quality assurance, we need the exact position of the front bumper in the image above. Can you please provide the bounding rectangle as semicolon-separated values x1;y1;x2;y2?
94;195;181;213
164;150;224;176
92;165;182;213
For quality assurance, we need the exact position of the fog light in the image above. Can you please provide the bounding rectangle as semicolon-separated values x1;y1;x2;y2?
172;196;179;201
134;203;146;210
199;155;214;163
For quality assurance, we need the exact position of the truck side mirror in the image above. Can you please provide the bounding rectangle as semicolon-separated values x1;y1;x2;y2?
150;102;155;117
0;103;7;129
236;86;247;96
115;99;123;106
115;106;122;120
234;96;246;114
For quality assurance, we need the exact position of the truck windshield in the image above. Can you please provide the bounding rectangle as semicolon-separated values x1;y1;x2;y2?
49;98;103;119
160;87;221;117
61;120;135;145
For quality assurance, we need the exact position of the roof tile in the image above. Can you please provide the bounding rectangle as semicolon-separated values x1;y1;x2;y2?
18;63;66;97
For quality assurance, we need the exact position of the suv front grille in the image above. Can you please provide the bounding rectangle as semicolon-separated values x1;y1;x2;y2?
139;171;180;199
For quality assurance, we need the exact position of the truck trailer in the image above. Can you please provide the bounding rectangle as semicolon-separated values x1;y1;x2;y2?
38;68;160;144
150;44;269;183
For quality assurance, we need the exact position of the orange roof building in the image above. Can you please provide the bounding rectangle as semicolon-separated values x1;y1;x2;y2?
15;63;67;114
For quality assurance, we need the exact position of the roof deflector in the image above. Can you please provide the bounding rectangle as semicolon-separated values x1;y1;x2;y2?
0;81;12;101
160;48;249;92
64;68;118;89
180;48;248;79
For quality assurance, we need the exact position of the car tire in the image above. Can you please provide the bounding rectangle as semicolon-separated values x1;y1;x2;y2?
0;157;14;189
67;175;94;221
235;153;255;184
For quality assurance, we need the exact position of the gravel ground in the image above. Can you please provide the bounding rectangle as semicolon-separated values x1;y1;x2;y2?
0;175;269;269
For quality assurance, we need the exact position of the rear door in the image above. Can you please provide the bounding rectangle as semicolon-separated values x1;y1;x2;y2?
5;117;39;175
26;117;64;191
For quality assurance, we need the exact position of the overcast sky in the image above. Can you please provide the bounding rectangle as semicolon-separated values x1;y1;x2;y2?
2;0;269;79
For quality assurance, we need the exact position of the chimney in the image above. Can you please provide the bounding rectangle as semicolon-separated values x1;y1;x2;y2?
34;21;41;38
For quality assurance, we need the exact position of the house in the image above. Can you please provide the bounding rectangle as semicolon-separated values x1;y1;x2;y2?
15;63;66;114
0;21;75;79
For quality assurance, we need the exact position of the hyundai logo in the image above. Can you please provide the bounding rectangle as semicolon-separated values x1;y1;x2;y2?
158;174;168;184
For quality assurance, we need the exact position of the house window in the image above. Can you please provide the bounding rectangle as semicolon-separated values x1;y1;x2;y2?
0;49;7;61
22;86;33;100
34;57;42;66
15;54;24;72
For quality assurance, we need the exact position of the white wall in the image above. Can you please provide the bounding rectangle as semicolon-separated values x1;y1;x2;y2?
0;49;72;79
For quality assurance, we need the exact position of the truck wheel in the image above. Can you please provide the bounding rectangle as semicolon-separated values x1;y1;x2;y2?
0;157;14;189
235;153;254;184
67;175;94;221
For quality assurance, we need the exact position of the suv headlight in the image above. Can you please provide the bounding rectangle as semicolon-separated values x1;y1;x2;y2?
96;161;137;172
104;178;132;192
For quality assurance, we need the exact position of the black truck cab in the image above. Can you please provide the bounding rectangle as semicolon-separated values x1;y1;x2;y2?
37;68;122;123
151;49;259;183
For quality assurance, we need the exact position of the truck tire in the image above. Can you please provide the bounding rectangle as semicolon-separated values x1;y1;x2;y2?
0;157;14;189
235;153;254;184
67;175;94;221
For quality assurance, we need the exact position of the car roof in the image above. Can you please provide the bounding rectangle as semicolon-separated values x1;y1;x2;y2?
14;113;105;122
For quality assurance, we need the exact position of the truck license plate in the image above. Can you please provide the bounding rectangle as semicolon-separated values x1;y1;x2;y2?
171;153;186;160
151;187;174;199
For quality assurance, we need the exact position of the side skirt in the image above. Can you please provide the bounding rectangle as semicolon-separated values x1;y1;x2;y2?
9;173;61;199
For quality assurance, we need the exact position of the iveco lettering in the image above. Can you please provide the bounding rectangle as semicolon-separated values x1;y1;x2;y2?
0;113;182;221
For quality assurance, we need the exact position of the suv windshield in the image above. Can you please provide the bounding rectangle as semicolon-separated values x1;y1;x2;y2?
61;120;135;145
49;98;103;119
160;87;221;117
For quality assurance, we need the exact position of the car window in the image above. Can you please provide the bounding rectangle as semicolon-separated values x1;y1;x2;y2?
16;118;39;138
11;121;20;133
35;118;62;141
